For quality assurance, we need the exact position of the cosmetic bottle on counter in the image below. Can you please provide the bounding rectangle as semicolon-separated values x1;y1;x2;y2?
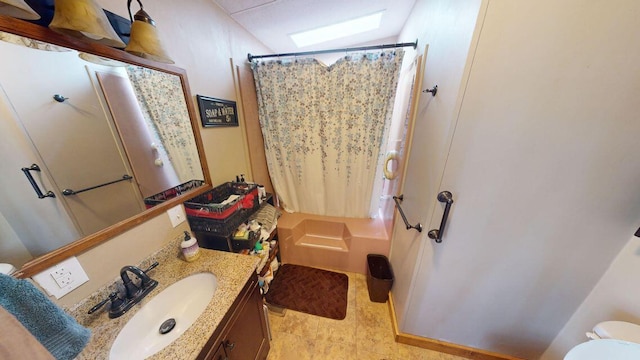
181;231;200;262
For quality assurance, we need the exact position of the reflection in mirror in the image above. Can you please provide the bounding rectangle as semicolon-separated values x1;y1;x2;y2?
0;30;204;270
97;64;203;197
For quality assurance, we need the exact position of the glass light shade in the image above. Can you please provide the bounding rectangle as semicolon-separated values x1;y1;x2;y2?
125;18;173;64
0;0;40;20
49;0;126;48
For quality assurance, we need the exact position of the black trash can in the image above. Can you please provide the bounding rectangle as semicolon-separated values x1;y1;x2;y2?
366;254;394;303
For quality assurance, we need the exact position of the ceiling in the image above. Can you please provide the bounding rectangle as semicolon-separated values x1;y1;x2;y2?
213;0;417;54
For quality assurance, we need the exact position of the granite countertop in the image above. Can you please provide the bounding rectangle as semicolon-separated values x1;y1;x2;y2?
68;239;259;360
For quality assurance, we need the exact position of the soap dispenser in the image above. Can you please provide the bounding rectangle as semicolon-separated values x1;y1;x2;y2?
181;231;200;262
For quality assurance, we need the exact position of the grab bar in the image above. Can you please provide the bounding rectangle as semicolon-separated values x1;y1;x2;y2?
427;191;454;243
62;175;133;196
21;164;55;199
393;195;423;232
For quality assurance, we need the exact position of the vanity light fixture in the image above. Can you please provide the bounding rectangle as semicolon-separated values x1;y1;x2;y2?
48;0;126;48
0;0;40;20
124;0;173;64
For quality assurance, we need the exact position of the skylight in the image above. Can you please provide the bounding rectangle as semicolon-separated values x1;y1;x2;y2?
290;11;384;48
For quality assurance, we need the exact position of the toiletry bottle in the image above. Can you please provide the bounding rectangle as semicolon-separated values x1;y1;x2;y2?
181;231;200;262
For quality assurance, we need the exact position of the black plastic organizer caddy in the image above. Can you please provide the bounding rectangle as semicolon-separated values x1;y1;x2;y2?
185;182;260;252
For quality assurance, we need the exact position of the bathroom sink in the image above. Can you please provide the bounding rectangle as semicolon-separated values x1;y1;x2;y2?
109;272;217;360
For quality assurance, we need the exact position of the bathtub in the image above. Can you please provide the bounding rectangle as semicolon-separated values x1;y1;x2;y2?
276;212;390;274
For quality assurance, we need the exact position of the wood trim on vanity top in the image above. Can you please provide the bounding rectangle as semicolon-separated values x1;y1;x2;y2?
387;294;524;360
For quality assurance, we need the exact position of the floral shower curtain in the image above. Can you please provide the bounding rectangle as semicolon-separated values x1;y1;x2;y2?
252;50;404;217
126;66;202;183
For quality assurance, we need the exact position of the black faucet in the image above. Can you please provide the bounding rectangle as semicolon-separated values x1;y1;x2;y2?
88;262;159;318
121;265;155;299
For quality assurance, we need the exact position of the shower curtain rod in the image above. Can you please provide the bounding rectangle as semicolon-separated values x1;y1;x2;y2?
247;39;418;62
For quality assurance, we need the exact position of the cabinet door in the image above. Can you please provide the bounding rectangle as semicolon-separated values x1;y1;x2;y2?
224;284;269;360
205;343;227;360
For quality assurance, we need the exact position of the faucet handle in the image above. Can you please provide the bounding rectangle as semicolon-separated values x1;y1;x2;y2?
108;292;126;315
138;262;159;288
88;295;110;314
88;292;120;314
143;261;159;273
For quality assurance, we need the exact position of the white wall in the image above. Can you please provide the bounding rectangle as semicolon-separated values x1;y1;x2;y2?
392;0;640;358
541;235;640;360
0;211;32;268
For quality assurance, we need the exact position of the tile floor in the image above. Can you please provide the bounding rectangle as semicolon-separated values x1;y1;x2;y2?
265;271;468;360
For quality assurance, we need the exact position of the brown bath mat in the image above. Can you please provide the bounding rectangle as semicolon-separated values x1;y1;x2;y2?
265;264;348;320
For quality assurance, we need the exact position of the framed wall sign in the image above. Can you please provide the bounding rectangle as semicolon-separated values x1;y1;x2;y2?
196;95;238;127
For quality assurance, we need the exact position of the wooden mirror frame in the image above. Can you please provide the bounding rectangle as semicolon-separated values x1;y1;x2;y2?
0;15;212;278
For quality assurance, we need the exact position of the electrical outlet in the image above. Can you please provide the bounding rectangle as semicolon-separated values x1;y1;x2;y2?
32;256;89;299
53;274;74;288
51;266;74;288
51;267;71;279
167;204;186;227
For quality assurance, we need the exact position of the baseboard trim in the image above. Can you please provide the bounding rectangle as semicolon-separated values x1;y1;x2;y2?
387;294;523;360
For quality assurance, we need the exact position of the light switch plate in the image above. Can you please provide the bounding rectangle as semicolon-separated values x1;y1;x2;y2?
167;204;186;227
32;256;89;299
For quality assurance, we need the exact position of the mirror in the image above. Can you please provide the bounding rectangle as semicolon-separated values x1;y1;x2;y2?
0;15;211;277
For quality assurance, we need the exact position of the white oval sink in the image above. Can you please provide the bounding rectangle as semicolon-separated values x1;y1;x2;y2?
109;272;217;360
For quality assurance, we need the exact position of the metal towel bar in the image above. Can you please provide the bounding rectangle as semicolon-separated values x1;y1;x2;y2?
21;164;55;199
62;175;133;196
392;195;422;232
427;191;454;243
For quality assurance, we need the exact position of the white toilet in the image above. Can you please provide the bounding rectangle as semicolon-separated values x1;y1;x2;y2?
565;321;640;359
565;339;640;359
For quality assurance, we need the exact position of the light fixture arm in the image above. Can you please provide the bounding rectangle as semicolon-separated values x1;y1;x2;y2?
123;0;173;63
127;0;146;22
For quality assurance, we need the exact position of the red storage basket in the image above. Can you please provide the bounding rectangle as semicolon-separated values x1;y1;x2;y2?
184;182;258;220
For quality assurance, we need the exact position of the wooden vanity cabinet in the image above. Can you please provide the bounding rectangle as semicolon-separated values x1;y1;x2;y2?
206;343;227;360
197;272;270;360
